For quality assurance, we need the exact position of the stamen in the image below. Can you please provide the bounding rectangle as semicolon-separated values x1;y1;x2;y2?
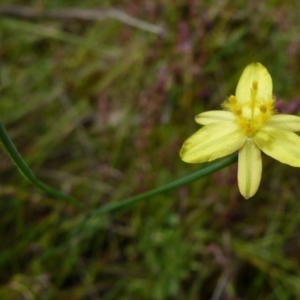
259;105;267;113
235;108;242;115
222;89;275;137
229;95;237;103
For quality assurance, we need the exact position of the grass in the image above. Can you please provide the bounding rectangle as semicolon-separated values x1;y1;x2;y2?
1;0;300;299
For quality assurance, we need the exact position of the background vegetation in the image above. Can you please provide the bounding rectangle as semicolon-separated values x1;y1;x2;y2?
1;0;300;299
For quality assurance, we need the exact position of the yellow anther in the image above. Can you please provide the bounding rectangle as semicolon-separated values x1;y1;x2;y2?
229;95;237;104
259;105;267;113
235;108;242;115
252;80;258;90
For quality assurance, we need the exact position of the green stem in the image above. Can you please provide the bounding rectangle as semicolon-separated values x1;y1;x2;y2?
0;121;83;209
0;119;238;214
90;155;238;217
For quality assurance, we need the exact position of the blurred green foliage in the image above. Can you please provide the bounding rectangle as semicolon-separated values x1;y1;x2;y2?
1;0;300;299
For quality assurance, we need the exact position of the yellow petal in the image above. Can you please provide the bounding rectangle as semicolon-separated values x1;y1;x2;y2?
238;139;262;199
254;126;300;167
195;111;234;125
266;114;300;132
235;63;272;104
180;121;245;163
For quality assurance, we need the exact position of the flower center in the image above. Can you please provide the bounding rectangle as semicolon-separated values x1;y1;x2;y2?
223;80;275;136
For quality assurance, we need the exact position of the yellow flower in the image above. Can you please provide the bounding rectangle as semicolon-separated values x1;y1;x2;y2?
180;62;300;199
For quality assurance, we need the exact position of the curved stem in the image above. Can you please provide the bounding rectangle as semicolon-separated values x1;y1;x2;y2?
90;155;238;217
0;119;238;214
0;121;83;209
